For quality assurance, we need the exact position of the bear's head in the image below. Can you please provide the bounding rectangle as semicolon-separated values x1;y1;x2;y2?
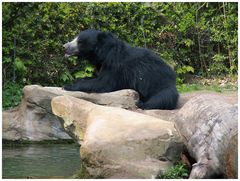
63;29;114;59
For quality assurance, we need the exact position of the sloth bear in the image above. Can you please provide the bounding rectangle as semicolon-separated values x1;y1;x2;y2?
63;29;178;110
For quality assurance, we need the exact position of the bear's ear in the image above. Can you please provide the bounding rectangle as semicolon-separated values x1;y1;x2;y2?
97;32;113;43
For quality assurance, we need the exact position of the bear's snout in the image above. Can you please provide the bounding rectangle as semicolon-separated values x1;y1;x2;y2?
63;43;68;49
63;43;70;52
63;37;79;57
63;43;71;57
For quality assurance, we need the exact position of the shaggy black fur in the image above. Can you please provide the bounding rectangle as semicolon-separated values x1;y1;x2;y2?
63;29;179;109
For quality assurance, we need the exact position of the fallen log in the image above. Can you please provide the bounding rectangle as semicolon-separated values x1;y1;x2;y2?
175;94;238;178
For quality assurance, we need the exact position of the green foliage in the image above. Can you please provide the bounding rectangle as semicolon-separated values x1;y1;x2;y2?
60;71;74;83
176;65;194;84
177;66;194;75
15;58;27;75
157;162;189;179
2;2;238;87
74;65;94;79
177;75;237;93
210;54;228;75
72;165;90;179
72;165;103;179
3;82;23;110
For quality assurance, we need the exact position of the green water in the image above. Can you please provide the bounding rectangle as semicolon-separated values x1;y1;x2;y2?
2;144;81;178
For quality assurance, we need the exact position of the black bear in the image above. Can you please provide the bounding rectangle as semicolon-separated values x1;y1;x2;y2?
63;29;179;110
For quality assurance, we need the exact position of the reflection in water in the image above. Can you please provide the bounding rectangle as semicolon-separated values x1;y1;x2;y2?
3;144;81;178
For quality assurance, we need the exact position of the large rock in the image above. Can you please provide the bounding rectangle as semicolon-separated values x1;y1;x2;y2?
4;85;236;141
51;95;183;179
3;85;138;141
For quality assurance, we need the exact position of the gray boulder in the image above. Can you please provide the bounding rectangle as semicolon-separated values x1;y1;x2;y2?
3;85;138;141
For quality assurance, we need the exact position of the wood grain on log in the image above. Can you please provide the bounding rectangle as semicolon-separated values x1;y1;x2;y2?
175;94;237;178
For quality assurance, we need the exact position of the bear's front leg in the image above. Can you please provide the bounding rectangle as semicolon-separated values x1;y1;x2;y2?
63;84;79;91
63;77;96;91
63;76;118;93
64;79;94;91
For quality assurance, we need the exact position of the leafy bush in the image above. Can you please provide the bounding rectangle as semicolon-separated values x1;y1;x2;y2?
157;162;189;179
176;65;194;84
2;2;238;87
3;82;23;110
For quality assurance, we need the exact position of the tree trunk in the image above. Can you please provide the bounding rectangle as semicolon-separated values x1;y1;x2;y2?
175;94;238;178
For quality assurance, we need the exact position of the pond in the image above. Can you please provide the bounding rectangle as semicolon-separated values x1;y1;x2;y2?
2;144;81;178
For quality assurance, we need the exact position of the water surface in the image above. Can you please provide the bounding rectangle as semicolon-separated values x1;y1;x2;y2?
2;144;81;178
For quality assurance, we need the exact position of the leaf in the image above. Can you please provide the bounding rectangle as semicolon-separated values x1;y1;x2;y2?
85;65;94;73
3;57;11;63
60;73;68;82
182;39;194;47
74;71;86;78
60;71;73;82
185;66;194;73
15;58;27;72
